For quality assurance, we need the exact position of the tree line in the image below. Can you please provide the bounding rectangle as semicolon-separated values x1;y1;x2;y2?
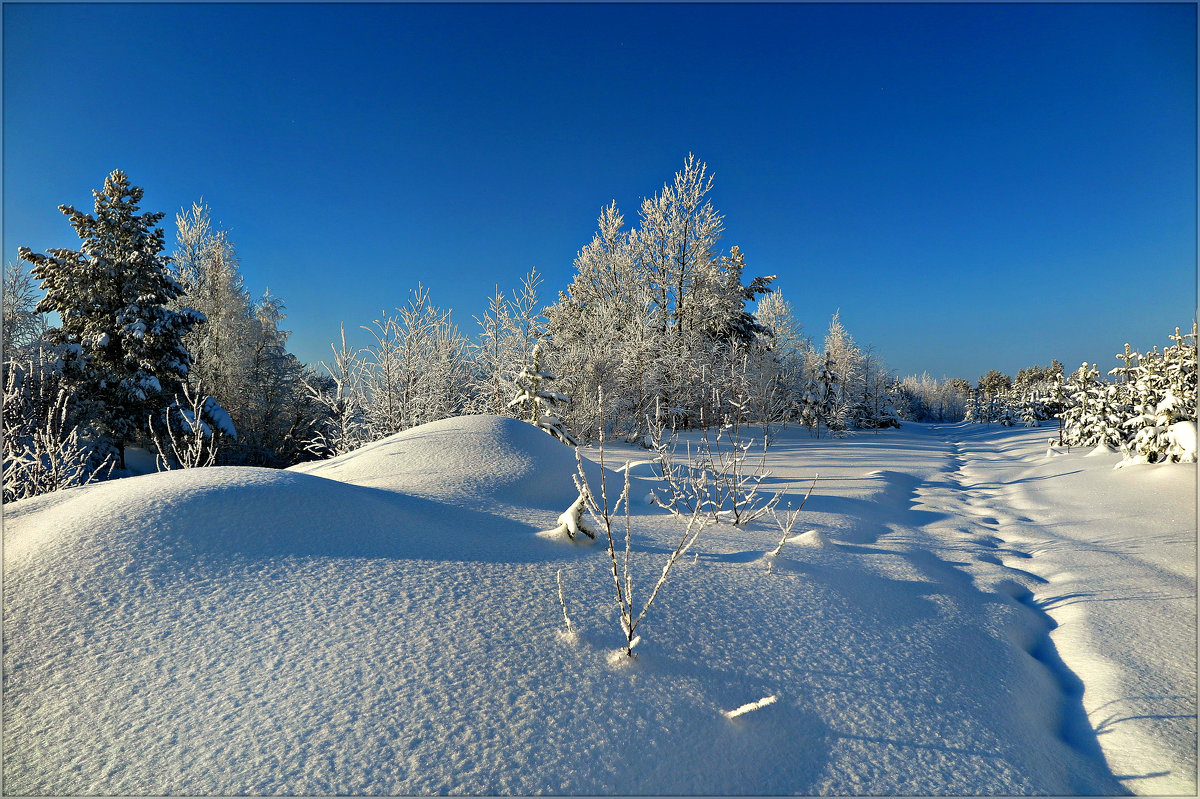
30;157;1178;501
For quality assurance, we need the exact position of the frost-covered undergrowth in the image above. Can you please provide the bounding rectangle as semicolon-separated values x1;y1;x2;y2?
3;416;1194;794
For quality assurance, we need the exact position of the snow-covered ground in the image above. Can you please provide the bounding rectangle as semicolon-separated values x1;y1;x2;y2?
3;415;1194;794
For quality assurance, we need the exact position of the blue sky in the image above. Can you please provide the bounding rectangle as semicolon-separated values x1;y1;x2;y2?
4;2;1195;381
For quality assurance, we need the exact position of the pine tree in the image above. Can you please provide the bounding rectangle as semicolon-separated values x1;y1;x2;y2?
19;170;202;468
817;350;842;436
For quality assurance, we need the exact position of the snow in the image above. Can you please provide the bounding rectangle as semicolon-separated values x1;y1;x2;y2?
1169;420;1197;462
201;396;238;440
3;416;1194;794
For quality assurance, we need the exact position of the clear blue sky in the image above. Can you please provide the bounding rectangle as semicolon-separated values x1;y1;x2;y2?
4;2;1195;381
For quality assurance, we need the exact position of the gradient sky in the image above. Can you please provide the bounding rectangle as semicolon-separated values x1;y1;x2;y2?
4;2;1196;381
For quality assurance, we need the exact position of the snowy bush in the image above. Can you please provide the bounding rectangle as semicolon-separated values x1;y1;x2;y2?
1053;325;1197;464
645;391;783;527
150;383;235;470
3;358;112;502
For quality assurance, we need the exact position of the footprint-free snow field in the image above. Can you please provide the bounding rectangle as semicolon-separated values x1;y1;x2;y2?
3;416;1195;794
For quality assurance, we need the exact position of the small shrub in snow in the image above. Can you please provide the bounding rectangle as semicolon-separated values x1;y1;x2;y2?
540;490;596;541
573;390;707;658
647;392;783;526
768;475;818;558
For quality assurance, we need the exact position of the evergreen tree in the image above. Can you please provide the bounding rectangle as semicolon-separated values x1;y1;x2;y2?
509;343;576;445
19;170;202;468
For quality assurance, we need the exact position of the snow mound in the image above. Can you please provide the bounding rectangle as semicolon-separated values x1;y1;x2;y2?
790;528;830;548
4;464;544;573
291;415;593;510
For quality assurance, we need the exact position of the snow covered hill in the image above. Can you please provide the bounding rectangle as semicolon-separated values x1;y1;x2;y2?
3;415;1194;794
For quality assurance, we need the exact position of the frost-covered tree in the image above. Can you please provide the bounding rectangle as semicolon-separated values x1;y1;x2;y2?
546;201;660;441
469;268;546;417
751;289;808;425
3;259;47;359
172;202;255;420
547;157;776;440
305;324;367;458
19;170;203;468
359;310;407;438
893;373;967;423
821;311;866;429
235;289;322;465
344;285;470;442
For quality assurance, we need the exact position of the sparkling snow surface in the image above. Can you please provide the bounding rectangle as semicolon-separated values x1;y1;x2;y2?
3;416;1194;794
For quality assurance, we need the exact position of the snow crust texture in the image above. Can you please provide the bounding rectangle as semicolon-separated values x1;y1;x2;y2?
3;416;1194;795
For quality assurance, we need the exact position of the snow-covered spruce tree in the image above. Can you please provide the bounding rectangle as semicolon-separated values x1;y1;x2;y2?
816;350;843;437
798;379;821;434
19;171;203;469
974;369;1012;425
510;343;577;446
1060;363;1104;447
963;387;979;423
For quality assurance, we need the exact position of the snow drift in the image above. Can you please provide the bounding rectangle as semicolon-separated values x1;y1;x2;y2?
290;414;595;511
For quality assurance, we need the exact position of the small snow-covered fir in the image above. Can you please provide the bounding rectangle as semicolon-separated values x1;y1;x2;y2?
509;343;577;446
